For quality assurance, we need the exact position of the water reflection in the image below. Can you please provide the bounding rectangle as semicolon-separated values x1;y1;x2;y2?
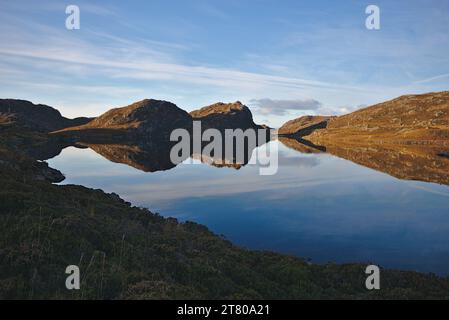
45;137;449;275
289;137;449;187
78;142;180;172
30;130;271;172
278;136;326;154
41;134;449;187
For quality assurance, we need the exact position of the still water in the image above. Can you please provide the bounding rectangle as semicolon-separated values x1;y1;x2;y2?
47;141;449;275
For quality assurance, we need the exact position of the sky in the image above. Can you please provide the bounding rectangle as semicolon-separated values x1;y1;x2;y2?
0;0;448;127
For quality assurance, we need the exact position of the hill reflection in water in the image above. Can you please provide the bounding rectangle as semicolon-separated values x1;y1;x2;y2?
279;137;449;187
45;138;449;275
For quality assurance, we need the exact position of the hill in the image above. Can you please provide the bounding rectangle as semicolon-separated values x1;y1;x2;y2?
306;91;449;145
53;99;192;144
190;101;265;131
0;99;92;132
278;116;334;137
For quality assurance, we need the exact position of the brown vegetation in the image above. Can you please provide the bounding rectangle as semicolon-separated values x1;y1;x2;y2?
306;91;449;145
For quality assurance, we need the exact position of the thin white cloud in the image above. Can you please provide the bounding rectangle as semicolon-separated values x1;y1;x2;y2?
0;79;144;96
414;72;449;84
0;45;363;93
0;9;368;102
249;98;322;116
316;104;367;116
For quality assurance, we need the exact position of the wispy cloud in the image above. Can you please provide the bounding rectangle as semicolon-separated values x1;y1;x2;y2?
0;43;362;93
414;72;449;84
316;104;367;116
195;1;230;20
0;5;369;109
249;98;322;116
1;0;448;121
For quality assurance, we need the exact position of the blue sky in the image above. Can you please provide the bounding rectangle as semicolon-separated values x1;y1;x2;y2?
0;0;448;127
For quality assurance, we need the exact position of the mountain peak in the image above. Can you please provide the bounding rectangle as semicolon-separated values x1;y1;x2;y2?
190;101;248;119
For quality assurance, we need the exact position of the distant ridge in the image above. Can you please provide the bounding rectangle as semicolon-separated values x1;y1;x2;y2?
0;99;92;132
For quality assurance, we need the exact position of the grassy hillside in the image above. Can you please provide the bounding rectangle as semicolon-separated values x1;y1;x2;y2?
307;91;449;145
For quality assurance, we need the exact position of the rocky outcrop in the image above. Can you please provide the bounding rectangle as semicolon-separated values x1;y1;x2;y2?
278;115;334;137
0;99;92;132
0;148;65;183
190;101;265;131
53;99;192;144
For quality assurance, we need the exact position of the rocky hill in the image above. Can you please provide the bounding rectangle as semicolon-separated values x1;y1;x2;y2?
53;99;192;143
306;91;449;145
190;101;265;131
0;99;92;132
